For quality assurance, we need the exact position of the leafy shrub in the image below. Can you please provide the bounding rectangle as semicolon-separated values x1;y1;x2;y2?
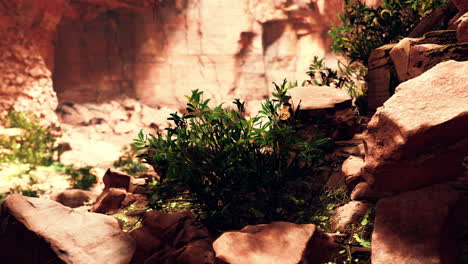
0;111;56;166
135;80;330;232
113;144;148;176
0;111;97;193
329;0;448;64
58;164;97;190
304;56;368;114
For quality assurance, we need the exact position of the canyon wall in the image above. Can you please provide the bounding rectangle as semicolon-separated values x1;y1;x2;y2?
53;0;345;108
1;0;351;119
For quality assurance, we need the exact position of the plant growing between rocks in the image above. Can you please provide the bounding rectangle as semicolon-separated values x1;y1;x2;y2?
0;110;97;199
135;80;331;232
329;0;448;65
304;56;368;115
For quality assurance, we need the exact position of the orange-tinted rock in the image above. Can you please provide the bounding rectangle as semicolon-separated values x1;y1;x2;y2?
92;188;127;214
389;30;467;83
456;13;468;43
52;189;98;208
0;194;135;264
362;60;468;193
342;155;365;190
102;168;132;191
213;222;339;264
372;180;468;264
331;201;371;232
129;210;215;264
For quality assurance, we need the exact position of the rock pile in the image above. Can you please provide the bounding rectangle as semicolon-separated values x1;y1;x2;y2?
348;60;468;264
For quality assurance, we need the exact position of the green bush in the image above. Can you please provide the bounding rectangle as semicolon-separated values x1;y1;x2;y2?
0;111;97;194
0;111;56;166
135;80;330;232
113;144;148;176
329;0;448;64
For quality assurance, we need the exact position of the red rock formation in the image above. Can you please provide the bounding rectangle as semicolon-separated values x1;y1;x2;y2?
362;60;468;194
0;194;136;264
213;222;340;264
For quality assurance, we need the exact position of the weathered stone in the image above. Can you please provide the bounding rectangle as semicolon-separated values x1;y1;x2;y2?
332;201;371;232
408;8;450;38
52;189;98;208
213;222;339;264
367;43;398;112
0;194;135;264
389;30;467;83
290;86;352;111
456;13;468;42
372;180;468;264
342;156;365;190
362;60;468;193
92;188;127;214
129;210;215;264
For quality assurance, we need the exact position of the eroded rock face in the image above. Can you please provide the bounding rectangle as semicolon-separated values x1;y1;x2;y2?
0;194;136;264
389;30;467;83
129;210;215;264
372;180;468;264
362;60;468;193
52;0;344;107
213;222;339;264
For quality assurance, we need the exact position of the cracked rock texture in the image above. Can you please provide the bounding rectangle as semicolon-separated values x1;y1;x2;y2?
1;0;352;120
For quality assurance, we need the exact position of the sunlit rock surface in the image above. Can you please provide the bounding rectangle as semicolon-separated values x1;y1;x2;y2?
0;194;136;264
363;60;468;193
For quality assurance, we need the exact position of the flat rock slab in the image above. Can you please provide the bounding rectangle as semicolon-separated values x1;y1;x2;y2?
363;60;468;193
213;221;338;264
289;86;352;111
0;194;135;264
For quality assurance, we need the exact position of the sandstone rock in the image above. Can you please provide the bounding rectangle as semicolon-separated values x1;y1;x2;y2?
102;168;132;191
372;180;468;264
350;182;391;201
331;201;371;233
408;8;450;38
367;43;398;112
456;13;468;42
52;189;98;208
213;222;339;264
129;210;215;264
389;30;467;83
290;86;352;111
92;187;127;214
362;60;468;193
0;194;135;264
342;156;365;190
289;86;358;140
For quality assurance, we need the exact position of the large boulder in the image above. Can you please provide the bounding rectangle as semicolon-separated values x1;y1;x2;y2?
129;210;215;264
372;179;468;264
0;194;135;264
213;222;339;264
362;60;468;193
